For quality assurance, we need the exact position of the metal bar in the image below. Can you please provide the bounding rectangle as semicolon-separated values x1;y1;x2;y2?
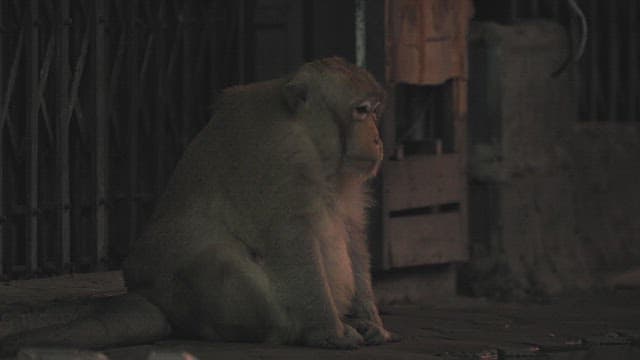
0;0;5;276
509;0;518;22
530;0;539;17
629;0;638;122
155;0;168;194
95;0;108;269
166;0;181;145
182;0;195;146
57;0;71;270
37;35;55;146
128;0;140;248
27;0;40;272
237;0;245;84
607;2;619;121
108;0;126;153
0;29;23;132
588;0;599;121
355;0;366;68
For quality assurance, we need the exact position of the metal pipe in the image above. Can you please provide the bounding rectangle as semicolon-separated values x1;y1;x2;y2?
355;0;366;68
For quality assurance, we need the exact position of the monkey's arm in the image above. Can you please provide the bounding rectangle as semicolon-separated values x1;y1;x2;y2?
347;223;399;344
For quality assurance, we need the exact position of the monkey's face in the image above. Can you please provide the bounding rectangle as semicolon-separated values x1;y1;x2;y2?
342;98;384;179
283;57;385;182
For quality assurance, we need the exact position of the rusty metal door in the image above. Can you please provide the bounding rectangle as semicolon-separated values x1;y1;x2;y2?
381;0;473;269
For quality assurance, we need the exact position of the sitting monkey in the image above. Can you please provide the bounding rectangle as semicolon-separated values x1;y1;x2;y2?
0;57;396;354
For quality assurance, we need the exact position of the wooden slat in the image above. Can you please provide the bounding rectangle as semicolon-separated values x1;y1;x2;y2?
57;0;71;270
95;0;108;269
386;212;467;268
384;153;465;212
27;0;40;273
452;77;469;265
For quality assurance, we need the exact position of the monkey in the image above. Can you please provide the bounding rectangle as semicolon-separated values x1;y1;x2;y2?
0;57;397;355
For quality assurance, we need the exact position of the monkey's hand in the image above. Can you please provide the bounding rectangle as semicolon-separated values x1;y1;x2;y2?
346;318;400;345
348;301;401;345
302;323;364;349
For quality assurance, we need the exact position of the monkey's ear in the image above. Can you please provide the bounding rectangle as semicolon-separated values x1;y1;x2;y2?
282;81;308;112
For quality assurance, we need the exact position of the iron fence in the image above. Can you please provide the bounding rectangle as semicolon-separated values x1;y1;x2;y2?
0;0;244;278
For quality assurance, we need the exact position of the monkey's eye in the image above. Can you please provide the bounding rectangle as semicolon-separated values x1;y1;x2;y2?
354;101;373;119
355;104;370;115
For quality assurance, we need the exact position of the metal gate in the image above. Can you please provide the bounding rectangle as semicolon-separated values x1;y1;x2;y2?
0;0;245;278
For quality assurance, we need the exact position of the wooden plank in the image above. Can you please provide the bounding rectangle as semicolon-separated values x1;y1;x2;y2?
57;0;71;270
95;0;108;269
452;77;469;266
385;211;467;268
27;0;40;273
384;153;465;212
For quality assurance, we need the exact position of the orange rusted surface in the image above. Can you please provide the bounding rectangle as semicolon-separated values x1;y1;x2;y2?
386;0;474;85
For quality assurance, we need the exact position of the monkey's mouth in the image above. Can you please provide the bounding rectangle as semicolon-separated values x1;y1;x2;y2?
344;158;382;177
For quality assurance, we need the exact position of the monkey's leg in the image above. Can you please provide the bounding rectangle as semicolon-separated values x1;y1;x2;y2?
263;203;365;349
170;242;290;344
0;293;171;357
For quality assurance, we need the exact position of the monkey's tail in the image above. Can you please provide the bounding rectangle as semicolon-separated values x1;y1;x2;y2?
0;293;171;357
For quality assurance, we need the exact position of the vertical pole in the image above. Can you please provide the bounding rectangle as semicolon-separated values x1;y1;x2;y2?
355;0;366;68
95;0;108;269
0;0;6;276
530;0;539;17
588;0;599;121
237;0;245;84
607;2;618;122
57;0;71;271
128;0;140;249
182;0;195;146
27;0;40;273
628;0;638;122
509;0;518;22
155;0;167;193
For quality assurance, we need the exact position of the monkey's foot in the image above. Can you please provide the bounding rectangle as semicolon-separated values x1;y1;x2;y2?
347;319;401;345
302;324;364;349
